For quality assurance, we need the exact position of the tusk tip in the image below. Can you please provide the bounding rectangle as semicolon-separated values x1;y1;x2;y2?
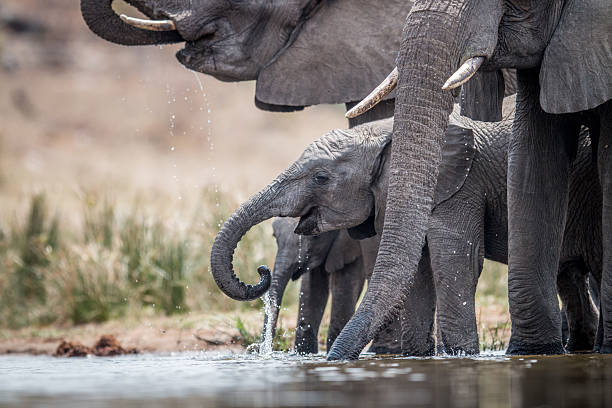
441;80;460;91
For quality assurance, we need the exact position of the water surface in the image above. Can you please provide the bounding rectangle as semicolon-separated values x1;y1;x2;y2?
1;352;611;407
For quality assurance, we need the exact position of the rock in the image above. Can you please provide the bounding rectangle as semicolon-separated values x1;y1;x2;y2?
54;341;92;357
55;335;139;357
93;335;128;356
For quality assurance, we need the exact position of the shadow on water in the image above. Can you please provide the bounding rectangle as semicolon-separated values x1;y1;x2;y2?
1;352;611;407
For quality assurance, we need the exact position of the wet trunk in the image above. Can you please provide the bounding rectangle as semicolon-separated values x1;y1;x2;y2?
210;186;283;301
210;165;300;301
327;1;467;360
80;0;183;46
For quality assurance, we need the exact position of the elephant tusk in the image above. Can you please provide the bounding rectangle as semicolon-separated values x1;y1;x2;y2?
441;56;485;91
119;14;177;32
346;67;398;119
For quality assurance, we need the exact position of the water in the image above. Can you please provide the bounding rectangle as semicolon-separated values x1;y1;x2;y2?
259;293;274;357
1;353;611;407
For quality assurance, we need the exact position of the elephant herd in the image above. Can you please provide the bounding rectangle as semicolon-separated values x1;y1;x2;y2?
81;0;611;359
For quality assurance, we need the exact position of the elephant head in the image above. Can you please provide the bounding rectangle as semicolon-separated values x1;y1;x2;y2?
80;0;411;111
209;119;393;302
328;0;612;360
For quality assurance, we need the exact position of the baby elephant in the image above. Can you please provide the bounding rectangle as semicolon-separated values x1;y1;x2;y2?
265;218;400;354
211;105;601;355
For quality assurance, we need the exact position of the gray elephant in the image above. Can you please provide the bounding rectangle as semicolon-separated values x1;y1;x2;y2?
211;111;601;356
331;0;611;359
265;218;400;354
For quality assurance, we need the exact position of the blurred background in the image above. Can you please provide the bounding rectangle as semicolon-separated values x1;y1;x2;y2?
0;0;508;354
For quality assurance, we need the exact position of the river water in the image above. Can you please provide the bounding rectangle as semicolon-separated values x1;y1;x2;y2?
1;352;611;407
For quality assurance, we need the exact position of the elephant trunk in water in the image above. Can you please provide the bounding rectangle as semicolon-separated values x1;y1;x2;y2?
328;1;476;360
80;0;183;46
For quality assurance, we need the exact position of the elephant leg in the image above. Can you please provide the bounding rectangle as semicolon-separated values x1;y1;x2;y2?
294;267;329;354
429;210;483;355
557;258;598;352
369;315;402;355
597;100;612;353
399;247;436;356
327;260;366;353
506;68;575;355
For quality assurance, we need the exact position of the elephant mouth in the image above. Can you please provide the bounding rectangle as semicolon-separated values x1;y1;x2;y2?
294;207;321;235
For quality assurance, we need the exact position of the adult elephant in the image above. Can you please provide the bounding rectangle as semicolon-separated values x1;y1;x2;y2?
329;0;611;359
79;0;411;124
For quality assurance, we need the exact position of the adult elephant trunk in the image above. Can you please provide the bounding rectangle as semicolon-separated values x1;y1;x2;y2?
328;1;483;360
80;0;183;46
211;168;299;301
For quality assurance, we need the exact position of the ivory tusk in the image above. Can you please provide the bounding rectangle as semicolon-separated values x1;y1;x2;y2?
345;67;398;119
441;56;485;91
119;14;176;32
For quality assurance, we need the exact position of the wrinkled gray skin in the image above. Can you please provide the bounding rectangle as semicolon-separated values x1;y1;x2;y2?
266;219;399;354
212;111;601;355
80;0;409;112
329;0;612;360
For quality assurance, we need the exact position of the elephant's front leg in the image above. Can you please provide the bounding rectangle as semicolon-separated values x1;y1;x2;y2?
429;210;483;355
399;247;436;356
597;100;612;354
327;260;366;353
506;69;574;355
294;267;329;354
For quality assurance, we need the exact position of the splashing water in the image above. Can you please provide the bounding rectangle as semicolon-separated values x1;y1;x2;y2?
259;292;275;357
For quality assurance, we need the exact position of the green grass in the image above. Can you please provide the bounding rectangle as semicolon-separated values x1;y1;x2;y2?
0;191;284;329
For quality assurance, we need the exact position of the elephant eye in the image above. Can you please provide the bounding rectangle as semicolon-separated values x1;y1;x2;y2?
313;172;330;185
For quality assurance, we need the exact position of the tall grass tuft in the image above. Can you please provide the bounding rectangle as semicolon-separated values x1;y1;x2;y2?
0;190;283;329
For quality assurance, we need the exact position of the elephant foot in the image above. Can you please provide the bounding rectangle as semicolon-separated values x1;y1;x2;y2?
294;328;319;355
565;338;595;354
506;340;565;355
599;344;612;354
402;343;435;357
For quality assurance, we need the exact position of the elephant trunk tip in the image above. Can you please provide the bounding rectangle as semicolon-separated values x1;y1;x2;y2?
246;265;272;300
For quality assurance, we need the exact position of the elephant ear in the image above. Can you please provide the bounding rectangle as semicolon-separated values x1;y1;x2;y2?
539;0;612;114
434;125;475;207
324;230;361;274
254;0;409;110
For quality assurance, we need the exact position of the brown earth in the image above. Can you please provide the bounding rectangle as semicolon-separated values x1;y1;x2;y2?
0;311;295;355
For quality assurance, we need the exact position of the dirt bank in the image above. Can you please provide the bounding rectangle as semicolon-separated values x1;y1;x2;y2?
0;311;295;356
